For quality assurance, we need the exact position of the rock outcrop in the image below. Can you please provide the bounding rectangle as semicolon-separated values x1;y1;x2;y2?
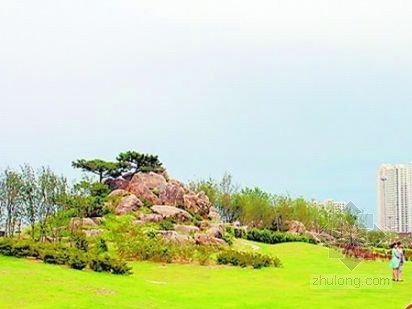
105;171;213;219
127;180;161;205
138;213;163;223
194;234;226;246
104;177;129;191
174;224;200;235
115;194;143;215
108;189;129;198
69;218;97;231
285;220;306;234
158;230;194;244
131;172;167;192
151;205;192;222
158;180;186;206
183;191;211;216
101;170;227;245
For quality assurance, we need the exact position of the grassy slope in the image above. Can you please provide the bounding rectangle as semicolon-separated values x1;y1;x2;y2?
0;241;410;309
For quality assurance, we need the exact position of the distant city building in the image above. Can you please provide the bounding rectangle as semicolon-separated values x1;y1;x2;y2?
377;163;412;233
323;199;346;211
311;199;347;211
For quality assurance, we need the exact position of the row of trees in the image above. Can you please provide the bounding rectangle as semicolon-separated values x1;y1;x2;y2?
0;165;67;239
0;150;164;240
72;151;164;182
0;165;111;240
189;173;361;236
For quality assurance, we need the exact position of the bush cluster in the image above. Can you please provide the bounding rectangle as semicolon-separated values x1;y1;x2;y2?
233;227;247;239
89;254;131;274
0;238;131;275
105;216;219;264
216;250;282;269
246;229;316;245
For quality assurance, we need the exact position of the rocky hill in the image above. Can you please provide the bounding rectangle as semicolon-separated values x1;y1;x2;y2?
101;171;226;245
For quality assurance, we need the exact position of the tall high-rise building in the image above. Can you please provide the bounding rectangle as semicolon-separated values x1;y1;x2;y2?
377;163;412;233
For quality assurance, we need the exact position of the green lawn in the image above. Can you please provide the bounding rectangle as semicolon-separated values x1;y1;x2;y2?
0;241;410;308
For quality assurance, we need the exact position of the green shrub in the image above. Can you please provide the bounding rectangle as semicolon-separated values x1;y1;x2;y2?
222;233;234;246
11;241;38;258
110;259;132;275
196;245;216;266
42;248;68;265
225;226;235;236
246;229;316;245
71;233;89;252
68;252;88;270
0;239;13;256
89;254;132;274
216;250;282;269
89;255;113;272
159;220;174;231
234;228;247;239
0;239;40;258
96;238;108;253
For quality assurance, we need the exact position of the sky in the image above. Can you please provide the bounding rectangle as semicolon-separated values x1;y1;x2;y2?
1;1;412;219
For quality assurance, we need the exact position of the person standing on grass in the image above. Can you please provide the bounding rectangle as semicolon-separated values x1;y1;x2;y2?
390;242;400;281
397;241;404;282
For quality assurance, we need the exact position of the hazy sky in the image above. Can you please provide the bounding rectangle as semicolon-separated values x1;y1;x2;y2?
1;1;412;218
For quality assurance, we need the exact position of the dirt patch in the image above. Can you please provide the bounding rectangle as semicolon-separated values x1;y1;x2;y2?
96;288;116;296
147;280;168;285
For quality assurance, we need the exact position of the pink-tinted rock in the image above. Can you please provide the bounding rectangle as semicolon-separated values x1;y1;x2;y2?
158;230;194;244
115;194;143;215
130;172;167;192
194;234;226;246
103;177;129;191
285;220;306;234
138;213;163;223
207;226;223;239
69;218;97;231
183;191;211;217
151;205;192;222
127;181;161;205
208;207;221;221
174;224;200;235
159;179;186;206
198;221;210;231
108;189;129;198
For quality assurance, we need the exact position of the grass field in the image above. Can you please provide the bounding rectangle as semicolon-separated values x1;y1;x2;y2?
0;241;410;309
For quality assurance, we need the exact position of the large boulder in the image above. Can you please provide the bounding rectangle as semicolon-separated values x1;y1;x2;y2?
159;179;186;206
108;189;129;198
206;224;225;239
151;205;192;222
208;207;221;222
69;218;97;231
174;224;200;235
194;234;226;246
115;194;143;215
130;172;167;192
285;220;306;234
103;177;129;191
158;230;194;244
183;191;211;217
138;213;163;223
198;221;210;231
127;181;161;205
